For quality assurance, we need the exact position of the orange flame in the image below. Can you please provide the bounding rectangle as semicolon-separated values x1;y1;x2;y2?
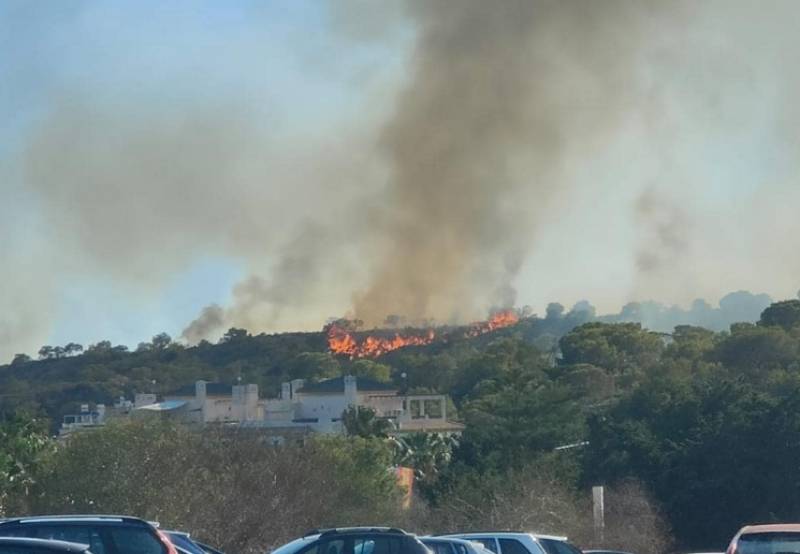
326;324;435;358
326;309;519;359
466;309;520;337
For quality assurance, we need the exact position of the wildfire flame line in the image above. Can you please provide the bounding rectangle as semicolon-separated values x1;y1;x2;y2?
326;310;520;359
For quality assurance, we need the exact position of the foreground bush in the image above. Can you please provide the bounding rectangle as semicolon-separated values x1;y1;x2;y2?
27;421;403;553
7;419;672;554
414;462;671;554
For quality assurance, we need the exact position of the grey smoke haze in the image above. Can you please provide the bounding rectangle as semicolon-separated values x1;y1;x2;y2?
182;224;345;341
350;0;662;327
543;290;774;335
181;304;225;345
184;0;667;337
3;1;800;356
603;290;774;333
635;186;691;274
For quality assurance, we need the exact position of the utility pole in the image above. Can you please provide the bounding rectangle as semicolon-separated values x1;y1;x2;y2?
593;485;605;543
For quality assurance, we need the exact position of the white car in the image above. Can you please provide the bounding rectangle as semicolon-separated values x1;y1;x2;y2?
421;537;497;554
440;533;582;554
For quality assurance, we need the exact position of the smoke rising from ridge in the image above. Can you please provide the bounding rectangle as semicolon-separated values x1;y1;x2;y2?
3;1;800;356
351;0;663;326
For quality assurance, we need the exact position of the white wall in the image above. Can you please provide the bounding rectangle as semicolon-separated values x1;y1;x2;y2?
294;393;350;420
362;394;403;416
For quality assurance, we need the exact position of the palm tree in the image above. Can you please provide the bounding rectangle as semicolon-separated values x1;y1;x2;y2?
392;432;458;485
342;406;393;438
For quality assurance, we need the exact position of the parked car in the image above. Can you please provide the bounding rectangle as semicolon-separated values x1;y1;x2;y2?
164;532;208;554
727;524;800;554
0;537;92;554
0;515;177;554
421;537;495;554
440;533;582;554
584;550;634;554
270;527;429;554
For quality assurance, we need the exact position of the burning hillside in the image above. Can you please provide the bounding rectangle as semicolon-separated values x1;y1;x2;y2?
326;309;521;359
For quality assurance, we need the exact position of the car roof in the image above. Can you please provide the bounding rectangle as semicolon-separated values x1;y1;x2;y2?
309;528;408;536
532;535;569;542
1;515;151;526
584;550;635;554
422;538;476;545
272;529;414;554
442;533;568;542
0;537;90;552
741;524;800;534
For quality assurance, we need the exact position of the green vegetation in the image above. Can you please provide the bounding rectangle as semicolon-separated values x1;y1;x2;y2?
2;299;800;550
342;405;393;438
0;414;54;515
22;421;402;553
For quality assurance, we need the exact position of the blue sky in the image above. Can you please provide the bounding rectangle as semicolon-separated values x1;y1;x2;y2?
0;0;412;356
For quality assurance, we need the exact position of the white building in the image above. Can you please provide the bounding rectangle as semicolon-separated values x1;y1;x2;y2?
147;380;264;424
59;403;107;437
59;395;140;438
128;376;463;436
261;375;464;435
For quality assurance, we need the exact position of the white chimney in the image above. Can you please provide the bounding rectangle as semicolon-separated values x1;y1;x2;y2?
290;379;305;398
344;375;358;406
245;384;259;421
232;384;245;404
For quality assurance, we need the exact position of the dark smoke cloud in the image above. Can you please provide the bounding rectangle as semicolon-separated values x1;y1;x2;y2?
181;304;225;345
5;0;800;354
351;0;666;327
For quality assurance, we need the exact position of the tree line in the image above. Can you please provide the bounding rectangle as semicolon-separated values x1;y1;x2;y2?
1;298;800;550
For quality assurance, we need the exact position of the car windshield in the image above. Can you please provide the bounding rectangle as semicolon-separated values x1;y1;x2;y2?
739;534;800;554
538;539;581;554
9;525;165;554
422;542;451;554
272;538;318;554
167;534;206;554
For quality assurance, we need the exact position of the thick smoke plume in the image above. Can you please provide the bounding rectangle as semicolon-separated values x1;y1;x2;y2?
351;0;659;327
4;1;800;356
182;304;225;345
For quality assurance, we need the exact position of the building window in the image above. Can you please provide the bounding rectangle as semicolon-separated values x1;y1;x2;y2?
410;400;422;419
424;399;443;418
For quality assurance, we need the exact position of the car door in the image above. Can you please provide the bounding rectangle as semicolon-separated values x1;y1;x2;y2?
352;535;404;554
315;539;348;554
470;539;499;554
498;539;535;554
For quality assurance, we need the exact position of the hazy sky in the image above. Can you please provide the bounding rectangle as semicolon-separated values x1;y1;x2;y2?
1;0;799;360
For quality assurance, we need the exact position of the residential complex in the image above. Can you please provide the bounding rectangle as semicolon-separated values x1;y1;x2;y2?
60;375;463;438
